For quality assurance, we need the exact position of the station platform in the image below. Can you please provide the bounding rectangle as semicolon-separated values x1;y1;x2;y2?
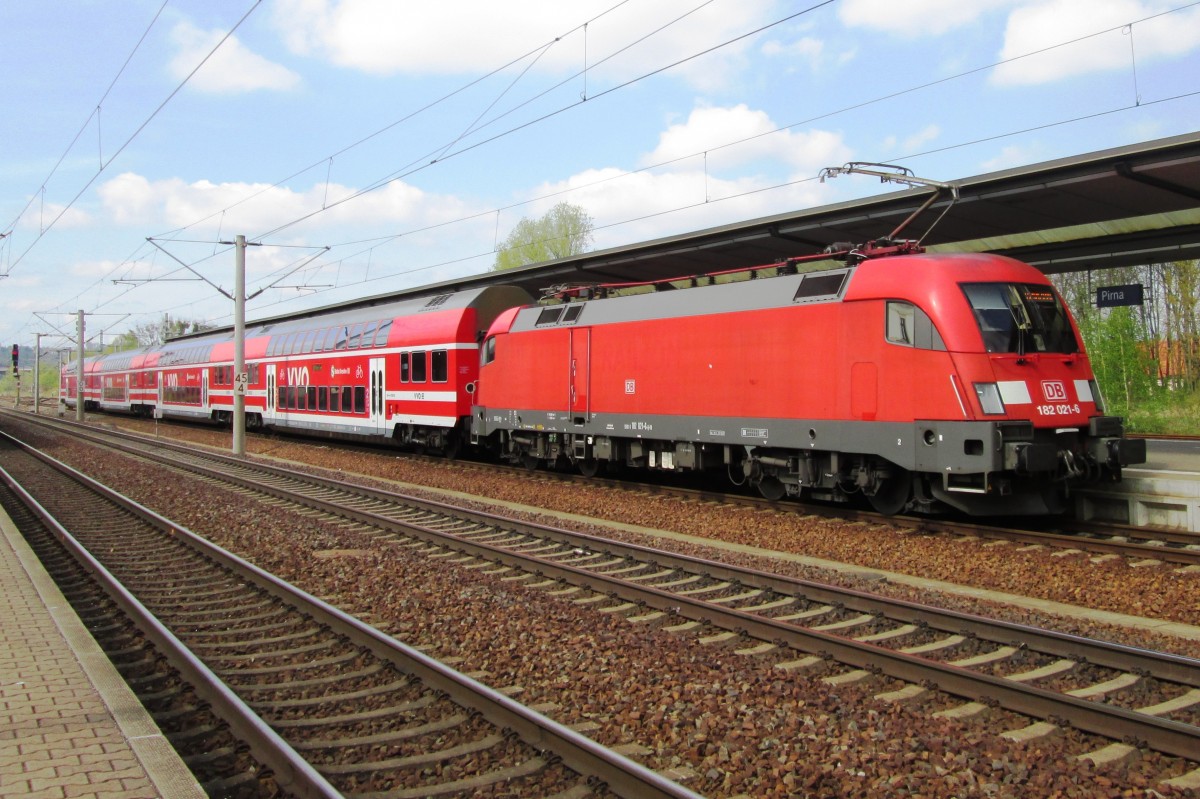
0;506;204;798
1074;439;1200;532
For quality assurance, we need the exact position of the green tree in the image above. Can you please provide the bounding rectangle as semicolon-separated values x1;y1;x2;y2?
493;202;594;271
110;314;212;351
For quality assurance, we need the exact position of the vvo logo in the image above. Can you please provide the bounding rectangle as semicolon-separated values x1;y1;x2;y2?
285;366;310;386
1041;380;1068;402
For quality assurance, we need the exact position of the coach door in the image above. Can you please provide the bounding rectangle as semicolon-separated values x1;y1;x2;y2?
264;364;277;424
570;329;590;424
369;357;386;433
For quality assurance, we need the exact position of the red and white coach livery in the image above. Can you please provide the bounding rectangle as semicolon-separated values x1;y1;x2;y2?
471;244;1145;516
63;285;532;454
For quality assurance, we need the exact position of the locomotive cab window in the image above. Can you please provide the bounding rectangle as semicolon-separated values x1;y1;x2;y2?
481;336;497;366
886;302;945;350
962;283;1079;355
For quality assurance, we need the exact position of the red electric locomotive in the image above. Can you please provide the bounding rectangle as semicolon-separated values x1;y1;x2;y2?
470;242;1146;516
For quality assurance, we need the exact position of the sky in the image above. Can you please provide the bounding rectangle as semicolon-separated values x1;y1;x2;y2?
2;0;1199;352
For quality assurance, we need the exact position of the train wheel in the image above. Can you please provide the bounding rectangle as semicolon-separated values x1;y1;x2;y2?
757;476;786;501
867;468;912;515
522;453;539;471
578;457;600;478
441;434;461;461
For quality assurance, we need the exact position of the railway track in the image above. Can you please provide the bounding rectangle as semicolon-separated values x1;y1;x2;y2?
7;412;1200;788
503;464;1200;566
32;409;1200;566
0;430;702;799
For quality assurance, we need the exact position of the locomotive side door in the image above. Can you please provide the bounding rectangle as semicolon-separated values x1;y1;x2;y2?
264;364;277;424
570;328;590;425
369;356;386;433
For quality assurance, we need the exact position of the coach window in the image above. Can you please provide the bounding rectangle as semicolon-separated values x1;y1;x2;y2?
342;385;354;412
353;386;366;414
360;322;377;348
373;320;392;346
400;352;410;382
300;330;316;354
346;323;365;349
329;387;340;412
411;350;427;382
308;386;317;409
318;387;328;412
334;326;350;350
296;386;307;410
431;350;448;382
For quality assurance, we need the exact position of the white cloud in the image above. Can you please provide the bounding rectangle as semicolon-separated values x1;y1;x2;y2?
761;35;824;70
838;0;1014;37
520;162;837;253
70;259;133;279
15;201;91;230
641;104;851;177
170;21;300;93
97;172;473;237
991;0;1200;86
880;125;941;155
979;143;1043;172
271;0;775;89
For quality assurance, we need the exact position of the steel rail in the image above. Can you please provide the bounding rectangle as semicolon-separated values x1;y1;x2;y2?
54;419;1200;687
0;430;704;799
0;444;344;799
9;409;1199;562
26;419;1200;761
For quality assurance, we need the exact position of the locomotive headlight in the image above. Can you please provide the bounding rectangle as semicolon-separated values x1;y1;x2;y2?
973;383;1006;415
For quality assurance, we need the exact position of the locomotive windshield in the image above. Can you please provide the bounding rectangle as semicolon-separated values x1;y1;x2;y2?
962;282;1078;355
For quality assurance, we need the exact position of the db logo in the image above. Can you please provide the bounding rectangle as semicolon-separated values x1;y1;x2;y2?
1041;380;1067;401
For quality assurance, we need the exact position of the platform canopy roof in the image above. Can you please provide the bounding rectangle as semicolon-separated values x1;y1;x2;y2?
190;131;1199;337
432;130;1200;302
